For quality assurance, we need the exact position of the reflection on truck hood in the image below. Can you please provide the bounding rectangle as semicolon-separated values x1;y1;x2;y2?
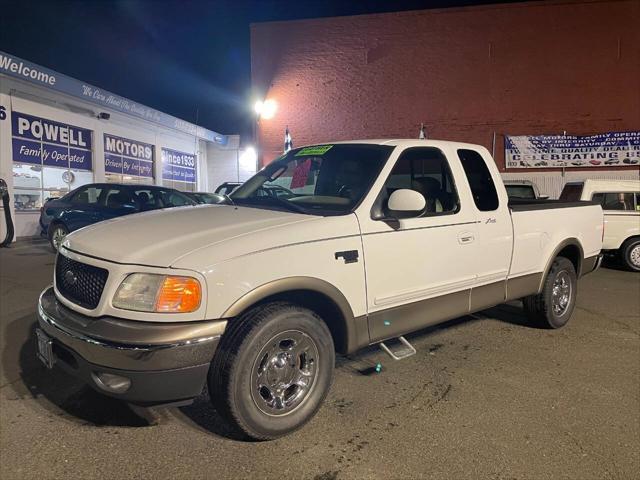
62;204;316;268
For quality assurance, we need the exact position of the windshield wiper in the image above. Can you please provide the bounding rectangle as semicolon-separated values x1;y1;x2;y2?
239;196;309;214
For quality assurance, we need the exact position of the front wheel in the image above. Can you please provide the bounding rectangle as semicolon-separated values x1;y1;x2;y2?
209;302;335;440
48;224;68;252
523;256;577;329
620;238;640;272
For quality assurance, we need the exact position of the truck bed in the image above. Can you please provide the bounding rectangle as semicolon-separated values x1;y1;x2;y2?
508;199;599;211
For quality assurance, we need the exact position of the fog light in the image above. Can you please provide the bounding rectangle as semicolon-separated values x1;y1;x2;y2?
92;372;131;394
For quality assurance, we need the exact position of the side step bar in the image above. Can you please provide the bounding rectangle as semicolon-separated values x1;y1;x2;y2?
379;336;416;360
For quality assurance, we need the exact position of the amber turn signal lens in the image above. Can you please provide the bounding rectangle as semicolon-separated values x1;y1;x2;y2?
155;276;202;313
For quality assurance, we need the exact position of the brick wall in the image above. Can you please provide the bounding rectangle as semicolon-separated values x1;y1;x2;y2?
250;0;640;171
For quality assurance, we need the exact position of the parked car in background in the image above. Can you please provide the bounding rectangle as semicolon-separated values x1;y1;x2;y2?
40;183;197;251
560;179;640;271
186;192;226;204
503;180;548;200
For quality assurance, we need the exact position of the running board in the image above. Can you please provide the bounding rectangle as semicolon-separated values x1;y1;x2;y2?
379;336;416;360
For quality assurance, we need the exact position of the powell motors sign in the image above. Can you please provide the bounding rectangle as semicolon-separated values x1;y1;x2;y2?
0;50;227;145
12;111;92;171
505;132;640;168
104;134;154;179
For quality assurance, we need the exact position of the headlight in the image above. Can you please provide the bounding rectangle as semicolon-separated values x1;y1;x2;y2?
113;273;202;313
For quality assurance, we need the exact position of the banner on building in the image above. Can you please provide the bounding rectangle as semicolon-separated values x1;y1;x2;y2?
11;111;92;170
161;148;197;184
505;132;640;168
104;134;154;178
1;50;227;145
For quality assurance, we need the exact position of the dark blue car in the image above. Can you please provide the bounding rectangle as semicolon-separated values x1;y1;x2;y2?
40;183;197;250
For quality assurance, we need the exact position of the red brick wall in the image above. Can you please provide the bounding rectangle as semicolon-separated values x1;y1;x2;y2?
250;0;640;171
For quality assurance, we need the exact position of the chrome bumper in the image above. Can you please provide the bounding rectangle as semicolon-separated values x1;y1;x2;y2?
37;286;226;403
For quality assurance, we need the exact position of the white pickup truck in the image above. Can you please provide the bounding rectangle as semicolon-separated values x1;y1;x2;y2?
36;140;603;440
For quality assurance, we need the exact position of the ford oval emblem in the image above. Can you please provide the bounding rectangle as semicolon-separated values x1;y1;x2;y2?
64;270;78;286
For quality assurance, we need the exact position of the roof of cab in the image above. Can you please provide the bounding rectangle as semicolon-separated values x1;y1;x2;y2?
309;139;486;149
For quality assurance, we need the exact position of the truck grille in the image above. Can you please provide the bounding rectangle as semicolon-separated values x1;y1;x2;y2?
55;254;109;310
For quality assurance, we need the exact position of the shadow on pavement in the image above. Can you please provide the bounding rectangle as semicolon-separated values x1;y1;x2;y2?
3;314;153;428
2;292;535;437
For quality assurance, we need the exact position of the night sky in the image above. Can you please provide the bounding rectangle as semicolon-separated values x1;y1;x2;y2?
1;0;524;142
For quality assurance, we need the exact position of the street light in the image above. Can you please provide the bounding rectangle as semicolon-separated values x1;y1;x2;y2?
253;98;278;170
254;99;277;120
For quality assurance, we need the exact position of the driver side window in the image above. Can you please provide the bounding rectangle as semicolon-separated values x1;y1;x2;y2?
383;148;460;216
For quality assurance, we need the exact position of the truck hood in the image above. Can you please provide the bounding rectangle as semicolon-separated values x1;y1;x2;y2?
63;205;315;268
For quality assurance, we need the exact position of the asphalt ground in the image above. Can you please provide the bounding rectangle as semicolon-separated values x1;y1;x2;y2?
0;239;638;480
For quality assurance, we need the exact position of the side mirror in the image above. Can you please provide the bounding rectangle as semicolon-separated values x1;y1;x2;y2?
386;189;426;219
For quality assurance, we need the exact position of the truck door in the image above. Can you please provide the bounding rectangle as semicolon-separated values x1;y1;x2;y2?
457;148;513;311
357;146;479;342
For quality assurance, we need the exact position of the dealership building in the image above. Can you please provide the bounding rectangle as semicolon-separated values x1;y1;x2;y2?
0;51;254;239
251;0;639;196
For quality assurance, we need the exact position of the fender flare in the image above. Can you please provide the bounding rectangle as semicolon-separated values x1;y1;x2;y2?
221;276;366;354
538;238;584;292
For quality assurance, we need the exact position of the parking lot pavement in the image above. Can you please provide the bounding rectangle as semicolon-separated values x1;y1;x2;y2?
0;240;638;480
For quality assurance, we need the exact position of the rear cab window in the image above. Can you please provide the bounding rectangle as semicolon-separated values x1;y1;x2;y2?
457;149;499;211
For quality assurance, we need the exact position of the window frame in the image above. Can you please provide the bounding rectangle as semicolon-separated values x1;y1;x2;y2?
370;146;462;220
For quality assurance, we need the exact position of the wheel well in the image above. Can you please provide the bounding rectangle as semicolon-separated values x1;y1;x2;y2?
557;244;581;275
244;289;349;354
622;235;640;248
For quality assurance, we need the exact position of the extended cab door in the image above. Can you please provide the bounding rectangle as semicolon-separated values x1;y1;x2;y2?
457;148;513;311
356;146;479;342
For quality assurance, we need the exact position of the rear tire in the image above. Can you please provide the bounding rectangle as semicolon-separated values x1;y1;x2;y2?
209;302;335;440
523;256;577;329
620;238;640;272
48;223;68;252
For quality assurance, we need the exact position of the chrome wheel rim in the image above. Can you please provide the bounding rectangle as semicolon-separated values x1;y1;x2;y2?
52;228;66;250
552;270;572;316
630;244;640;268
251;330;319;416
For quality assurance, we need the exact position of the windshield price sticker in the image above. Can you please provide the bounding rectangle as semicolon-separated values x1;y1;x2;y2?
295;145;333;157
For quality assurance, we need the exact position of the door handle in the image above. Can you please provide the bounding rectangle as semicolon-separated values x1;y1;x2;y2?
458;232;475;245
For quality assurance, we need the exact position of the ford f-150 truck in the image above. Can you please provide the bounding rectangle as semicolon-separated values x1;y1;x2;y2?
36;140;603;440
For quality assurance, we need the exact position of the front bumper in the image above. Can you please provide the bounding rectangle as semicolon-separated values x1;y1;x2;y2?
37;286;226;405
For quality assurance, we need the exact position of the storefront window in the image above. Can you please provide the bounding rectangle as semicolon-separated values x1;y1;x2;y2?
161;147;197;192
11;111;93;211
103;133;155;185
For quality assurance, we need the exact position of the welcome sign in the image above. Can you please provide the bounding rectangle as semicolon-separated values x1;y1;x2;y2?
1;50;227;146
104;133;154;179
505;132;640;168
11;111;92;170
161;148;197;184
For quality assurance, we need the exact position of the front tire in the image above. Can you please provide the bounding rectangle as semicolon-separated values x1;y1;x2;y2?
523;256;577;329
209;302;335;440
620;238;640;272
48;223;68;252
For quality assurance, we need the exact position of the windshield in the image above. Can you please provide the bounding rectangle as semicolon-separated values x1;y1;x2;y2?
230;144;393;215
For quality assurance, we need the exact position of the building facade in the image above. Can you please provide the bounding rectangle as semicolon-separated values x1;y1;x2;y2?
250;0;639;197
0;51;255;239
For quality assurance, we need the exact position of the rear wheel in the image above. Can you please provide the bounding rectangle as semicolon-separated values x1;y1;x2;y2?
620;238;640;272
523;256;577;328
48;224;68;252
209;302;335;440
